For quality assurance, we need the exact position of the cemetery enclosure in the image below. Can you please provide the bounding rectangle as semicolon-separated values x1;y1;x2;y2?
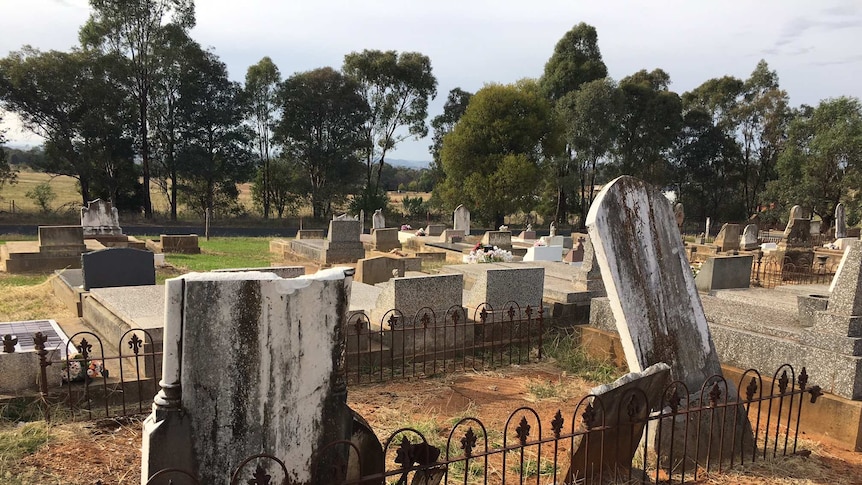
139;364;822;484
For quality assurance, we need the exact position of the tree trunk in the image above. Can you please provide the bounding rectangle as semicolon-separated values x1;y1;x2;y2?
80;177;91;206
140;96;153;219
170;169;178;221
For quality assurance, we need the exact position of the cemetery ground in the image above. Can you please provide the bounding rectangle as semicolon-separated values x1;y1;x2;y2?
1;236;862;484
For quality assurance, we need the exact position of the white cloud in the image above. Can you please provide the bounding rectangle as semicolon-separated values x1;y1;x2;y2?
1;0;861;160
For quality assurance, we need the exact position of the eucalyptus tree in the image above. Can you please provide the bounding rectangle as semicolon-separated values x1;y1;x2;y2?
275;67;368;219
245;57;281;218
769;97;862;230
80;0;196;218
0;117;15;196
175;48;253;218
614;69;683;187
343;49;437;211
0;47;135;205
539;22;608;225
436;81;558;227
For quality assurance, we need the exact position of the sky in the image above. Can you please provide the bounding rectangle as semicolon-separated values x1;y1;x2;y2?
2;0;861;162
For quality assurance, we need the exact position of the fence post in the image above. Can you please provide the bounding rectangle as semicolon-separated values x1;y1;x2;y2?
537;305;544;360
33;332;51;421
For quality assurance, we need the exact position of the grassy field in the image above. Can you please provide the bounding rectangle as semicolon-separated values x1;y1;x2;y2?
0;170;432;221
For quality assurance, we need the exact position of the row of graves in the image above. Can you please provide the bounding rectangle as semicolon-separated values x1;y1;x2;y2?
129;177;832;482
3;181;862;483
0;199;202;274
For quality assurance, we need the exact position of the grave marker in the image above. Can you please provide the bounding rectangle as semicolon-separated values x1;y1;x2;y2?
453;204;470;235
836;203;847;239
81;248;155;290
586;176;723;390
80;199;122;236
372;209;385;230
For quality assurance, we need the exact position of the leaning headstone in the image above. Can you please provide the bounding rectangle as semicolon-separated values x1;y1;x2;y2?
836;203;847;239
587;176;753;466
372;209;385;230
564;363;671;484
81;248;155;291
142;268;354;484
453;205;470;235
586;176;723;391
713;223;740;252
740;223;759;250
80;199;122;236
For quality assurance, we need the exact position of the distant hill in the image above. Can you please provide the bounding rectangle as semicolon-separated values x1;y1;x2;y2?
387;158;430;170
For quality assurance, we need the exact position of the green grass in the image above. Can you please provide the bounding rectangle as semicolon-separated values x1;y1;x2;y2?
542;330;622;383
0;422;51;472
164;237;273;271
526;379;566;400
0;273;51;287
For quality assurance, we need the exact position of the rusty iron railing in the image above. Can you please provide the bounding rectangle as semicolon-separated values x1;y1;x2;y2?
139;364;822;485
751;255;838;289
30;329;161;421
344;302;546;384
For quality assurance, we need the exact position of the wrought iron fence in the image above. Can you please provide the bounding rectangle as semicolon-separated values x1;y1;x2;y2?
6;302;545;421
750;255;839;289
345;302;546;384
21;329;162;421
142;364;823;485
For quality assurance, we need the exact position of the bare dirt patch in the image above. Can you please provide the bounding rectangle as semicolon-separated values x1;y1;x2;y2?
6;363;862;484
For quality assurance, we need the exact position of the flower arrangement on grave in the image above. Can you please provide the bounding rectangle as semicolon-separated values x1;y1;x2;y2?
61;354;107;383
467;245;514;264
690;261;703;278
533;239;547;247
400;224;412;231
415;227;426;236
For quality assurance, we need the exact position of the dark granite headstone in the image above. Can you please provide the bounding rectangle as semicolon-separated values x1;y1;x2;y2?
82;248;155;291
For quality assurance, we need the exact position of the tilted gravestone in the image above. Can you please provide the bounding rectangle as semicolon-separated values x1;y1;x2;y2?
586;176;722;390
141;269;354;484
586;176;753;466
81;248;155;290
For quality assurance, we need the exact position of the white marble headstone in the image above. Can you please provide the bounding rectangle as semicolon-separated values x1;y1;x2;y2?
587;176;723;391
453;204;470;235
372;209;385;230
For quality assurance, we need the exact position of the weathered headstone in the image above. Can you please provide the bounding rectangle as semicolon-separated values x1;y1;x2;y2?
586;176;723;390
425;224;446;237
38;226;86;255
740;223;759;250
705;217;711;241
587;176;753;466
713;223;740;252
334;213;358;221
453;205;470;235
564;363;671;484
372;209;385;230
673;203;684;231
572;237;604;292
836;203;847;239
549;221;557;237
324;220;365;263
783;205;804;237
370;227;401;252
81;248;155;291
142;268;354;484
81;199;122;236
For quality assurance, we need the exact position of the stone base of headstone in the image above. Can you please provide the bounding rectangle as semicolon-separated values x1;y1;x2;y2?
655;393;755;471
370;228;401;252
797;294;829;327
694;255;753;292
439;229;465;243
141;404;196;485
423;224;445;237
296;229;325;240
481;231;512;249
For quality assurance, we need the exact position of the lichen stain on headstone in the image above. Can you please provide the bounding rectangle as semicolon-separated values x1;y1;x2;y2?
229;280;262;438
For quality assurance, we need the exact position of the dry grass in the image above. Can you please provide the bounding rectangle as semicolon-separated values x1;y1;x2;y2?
0;275;72;321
